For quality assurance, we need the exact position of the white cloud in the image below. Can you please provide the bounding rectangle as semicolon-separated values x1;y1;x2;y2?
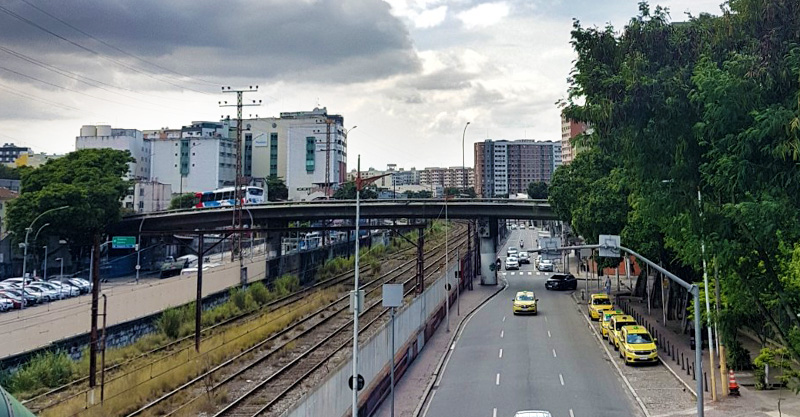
385;0;449;29
457;2;510;29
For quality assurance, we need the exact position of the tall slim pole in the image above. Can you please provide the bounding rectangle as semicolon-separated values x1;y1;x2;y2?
352;155;362;417
445;198;450;333
698;189;717;400
89;234;100;388
100;294;108;403
457;248;461;316
694;288;704;416
195;234;204;352
43;246;48;281
390;306;396;417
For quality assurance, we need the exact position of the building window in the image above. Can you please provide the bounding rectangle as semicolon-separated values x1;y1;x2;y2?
270;133;278;177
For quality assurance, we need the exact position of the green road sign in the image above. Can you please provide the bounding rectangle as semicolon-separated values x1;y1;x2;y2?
112;236;136;249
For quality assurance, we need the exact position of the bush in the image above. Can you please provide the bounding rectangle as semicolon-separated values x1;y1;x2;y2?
249;282;272;305
726;339;753;371
229;288;256;312
274;274;299;297
9;351;75;395
157;307;185;339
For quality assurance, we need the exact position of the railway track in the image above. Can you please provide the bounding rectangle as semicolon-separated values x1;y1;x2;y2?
129;224;469;417
25;228;427;413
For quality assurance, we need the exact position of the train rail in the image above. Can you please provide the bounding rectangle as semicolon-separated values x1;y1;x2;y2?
128;224;469;417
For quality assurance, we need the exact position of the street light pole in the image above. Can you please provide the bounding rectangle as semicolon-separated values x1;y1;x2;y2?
43;246;48;281
445;197;450;333
698;188;717;400
56;257;64;279
21;206;67;308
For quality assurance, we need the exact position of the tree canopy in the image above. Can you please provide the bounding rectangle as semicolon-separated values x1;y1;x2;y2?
526;182;549;199
333;181;378;200
550;0;800;373
168;193;197;210
5;148;133;246
266;175;288;201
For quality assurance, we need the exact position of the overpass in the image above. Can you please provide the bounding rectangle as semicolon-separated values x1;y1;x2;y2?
108;199;558;286
110;199;556;234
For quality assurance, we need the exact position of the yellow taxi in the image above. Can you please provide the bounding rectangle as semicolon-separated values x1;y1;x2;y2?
609;314;637;350
512;291;538;315
601;309;624;339
619;325;658;365
588;293;613;320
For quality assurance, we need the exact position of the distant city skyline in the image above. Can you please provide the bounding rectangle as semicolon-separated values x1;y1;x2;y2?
0;0;723;169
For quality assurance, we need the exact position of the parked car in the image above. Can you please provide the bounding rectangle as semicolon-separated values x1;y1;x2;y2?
66;278;91;294
27;283;62;301
0;292;23;309
0;297;12;311
545;273;578;290
2;277;33;287
588;293;613;320
619;325;658;365
22;287;48;303
0;289;35;306
45;280;80;298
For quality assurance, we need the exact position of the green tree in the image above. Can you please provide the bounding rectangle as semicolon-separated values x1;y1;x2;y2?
444;187;477;198
333;181;378;200
526;182;548;199
404;190;432;198
266;175;288;201
168;193;197;210
6;149;133;247
0;164;22;180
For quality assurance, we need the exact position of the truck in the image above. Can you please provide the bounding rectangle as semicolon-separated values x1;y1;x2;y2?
159;255;198;278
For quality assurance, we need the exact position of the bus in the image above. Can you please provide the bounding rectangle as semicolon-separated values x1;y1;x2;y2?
194;186;265;208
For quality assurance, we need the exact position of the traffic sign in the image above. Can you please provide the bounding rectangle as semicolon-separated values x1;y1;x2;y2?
349;374;365;391
540;237;561;260
112;236;136;249
598;235;621;257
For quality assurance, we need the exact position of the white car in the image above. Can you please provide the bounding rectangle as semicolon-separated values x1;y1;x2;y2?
514;411;552;417
26;284;58;302
45;281;80;298
537;259;554;272
518;252;531;264
507;247;519;257
505;257;520;270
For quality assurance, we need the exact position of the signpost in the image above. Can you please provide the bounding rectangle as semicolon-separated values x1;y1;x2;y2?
540;237;561;261
598;235;621;257
111;236;136;249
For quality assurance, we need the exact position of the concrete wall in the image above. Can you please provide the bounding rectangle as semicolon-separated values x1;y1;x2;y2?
283;263;454;417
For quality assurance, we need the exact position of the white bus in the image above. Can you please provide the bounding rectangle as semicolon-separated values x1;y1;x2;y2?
194;186;265;208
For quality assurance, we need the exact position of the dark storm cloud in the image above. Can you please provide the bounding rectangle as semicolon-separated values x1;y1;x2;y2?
0;0;421;84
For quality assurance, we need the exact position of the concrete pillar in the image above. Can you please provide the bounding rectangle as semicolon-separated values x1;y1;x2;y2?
479;218;498;285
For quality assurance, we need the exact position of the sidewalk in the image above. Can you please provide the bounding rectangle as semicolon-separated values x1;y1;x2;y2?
372;276;502;417
617;286;800;416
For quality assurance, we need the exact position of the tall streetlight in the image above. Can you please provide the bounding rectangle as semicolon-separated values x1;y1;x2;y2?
461;121;471;192
21;206;68;309
56;257;64;280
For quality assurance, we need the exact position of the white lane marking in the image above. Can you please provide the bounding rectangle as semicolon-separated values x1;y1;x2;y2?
450;343;456;350
528;272;532;275
502;272;507;276
569;409;575;417
560;373;565;386
499;349;503;358
502;316;506;322
544;316;548;322
496;373;500;385
547;330;551;338
552;349;557;358
493;408;498;417
537;272;541;276
510;272;515;276
500;330;504;338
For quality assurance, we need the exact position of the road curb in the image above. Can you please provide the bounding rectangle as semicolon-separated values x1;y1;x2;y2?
413;279;508;417
571;291;651;417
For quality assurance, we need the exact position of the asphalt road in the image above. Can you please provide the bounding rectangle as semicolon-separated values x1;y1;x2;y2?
424;226;642;417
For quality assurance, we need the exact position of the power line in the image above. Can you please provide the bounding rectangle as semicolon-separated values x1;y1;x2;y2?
0;82;80;111
17;0;220;87
0;4;212;95
0;64;161;112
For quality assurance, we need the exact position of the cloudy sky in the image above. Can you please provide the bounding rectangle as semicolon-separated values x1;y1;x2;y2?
0;0;723;170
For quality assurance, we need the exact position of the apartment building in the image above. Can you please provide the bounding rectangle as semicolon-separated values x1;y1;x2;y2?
474;139;561;198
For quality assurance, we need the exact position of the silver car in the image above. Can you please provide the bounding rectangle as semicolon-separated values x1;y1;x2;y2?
46;281;80;298
26;284;58;302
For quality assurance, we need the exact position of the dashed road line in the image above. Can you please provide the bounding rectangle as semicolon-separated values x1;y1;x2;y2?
496;373;500;385
502;316;506;322
500;330;504;338
548;330;551;338
569;409;575;417
553;349;557;358
493;408;497;417
560;373;565;386
499;349;503;358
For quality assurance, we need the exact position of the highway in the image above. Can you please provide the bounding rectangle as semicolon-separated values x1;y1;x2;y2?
423;226;641;417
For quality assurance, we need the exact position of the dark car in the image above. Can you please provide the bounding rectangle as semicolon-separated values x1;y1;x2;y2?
545;273;578;291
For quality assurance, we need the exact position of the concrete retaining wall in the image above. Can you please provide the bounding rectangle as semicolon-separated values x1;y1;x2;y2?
283;263;454;417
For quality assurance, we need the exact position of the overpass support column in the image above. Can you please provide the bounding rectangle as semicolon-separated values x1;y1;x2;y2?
478;218;498;285
416;226;425;295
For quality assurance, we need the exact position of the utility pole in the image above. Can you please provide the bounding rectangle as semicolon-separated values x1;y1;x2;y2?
220;86;260;269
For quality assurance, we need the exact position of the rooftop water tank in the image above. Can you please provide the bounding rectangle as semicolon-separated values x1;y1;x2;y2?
80;125;97;137
96;125;112;136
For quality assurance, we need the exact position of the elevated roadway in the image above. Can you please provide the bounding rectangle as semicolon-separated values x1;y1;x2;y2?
109;199;556;234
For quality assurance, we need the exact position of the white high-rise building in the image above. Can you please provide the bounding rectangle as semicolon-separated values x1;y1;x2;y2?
242;107;347;201
76;125;151;180
145;121;236;194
